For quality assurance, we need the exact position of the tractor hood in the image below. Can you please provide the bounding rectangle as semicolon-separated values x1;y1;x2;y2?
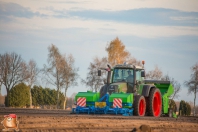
108;82;127;94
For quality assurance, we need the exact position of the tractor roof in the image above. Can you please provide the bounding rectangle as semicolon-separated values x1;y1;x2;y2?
114;64;144;70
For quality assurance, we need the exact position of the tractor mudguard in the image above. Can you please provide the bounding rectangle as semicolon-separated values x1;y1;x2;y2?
142;85;155;97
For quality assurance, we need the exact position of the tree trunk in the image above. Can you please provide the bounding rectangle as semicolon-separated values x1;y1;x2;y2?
63;87;68;110
56;68;60;109
63;96;67;110
193;86;196;116
5;88;9;107
57;87;60;109
29;86;32;108
0;83;2;96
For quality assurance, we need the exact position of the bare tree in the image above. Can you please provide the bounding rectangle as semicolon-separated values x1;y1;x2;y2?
184;63;198;116
106;37;130;66
0;81;2;95
82;57;107;92
145;65;163;80
146;66;181;100
0;52;28;106
127;57;142;66
188;101;194;114
0;62;2;95
196;105;198;115
43;44;65;109
161;74;181;99
62;54;78;110
0;86;1;96
26;59;40;108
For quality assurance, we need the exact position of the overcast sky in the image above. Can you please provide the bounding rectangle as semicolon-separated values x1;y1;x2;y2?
0;0;198;104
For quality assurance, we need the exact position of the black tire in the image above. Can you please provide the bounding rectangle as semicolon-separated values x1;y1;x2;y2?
147;88;162;117
133;95;146;116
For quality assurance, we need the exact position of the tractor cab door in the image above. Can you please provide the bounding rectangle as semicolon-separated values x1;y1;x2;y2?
136;70;144;83
135;70;144;92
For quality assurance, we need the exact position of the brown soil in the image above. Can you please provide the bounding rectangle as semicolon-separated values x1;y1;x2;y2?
0;107;198;132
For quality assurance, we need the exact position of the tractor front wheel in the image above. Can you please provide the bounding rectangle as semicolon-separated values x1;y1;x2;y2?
147;88;162;117
133;95;146;116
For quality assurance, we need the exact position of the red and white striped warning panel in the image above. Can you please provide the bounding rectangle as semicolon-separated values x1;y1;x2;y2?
77;97;86;107
113;98;122;108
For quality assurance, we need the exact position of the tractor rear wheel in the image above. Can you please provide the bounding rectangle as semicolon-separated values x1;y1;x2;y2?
147;88;162;117
133;95;146;116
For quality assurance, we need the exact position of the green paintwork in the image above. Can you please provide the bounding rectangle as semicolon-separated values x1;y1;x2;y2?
111;82;127;93
173;112;177;118
162;93;169;113
109;93;133;108
75;91;100;102
154;83;174;114
154;83;174;97
137;84;144;95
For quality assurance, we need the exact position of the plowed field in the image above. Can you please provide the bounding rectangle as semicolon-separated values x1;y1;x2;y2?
0;107;198;132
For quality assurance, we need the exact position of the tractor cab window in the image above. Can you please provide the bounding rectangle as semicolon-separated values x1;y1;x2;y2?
136;70;143;82
112;68;134;83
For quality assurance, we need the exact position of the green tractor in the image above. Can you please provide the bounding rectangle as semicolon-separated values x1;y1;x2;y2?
74;62;174;117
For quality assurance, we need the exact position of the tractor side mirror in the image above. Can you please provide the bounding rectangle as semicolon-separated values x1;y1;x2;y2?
141;70;145;77
98;70;101;76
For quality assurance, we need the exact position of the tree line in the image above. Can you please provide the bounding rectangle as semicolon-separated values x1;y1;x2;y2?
0;37;197;116
0;44;78;109
5;83;65;108
179;100;192;116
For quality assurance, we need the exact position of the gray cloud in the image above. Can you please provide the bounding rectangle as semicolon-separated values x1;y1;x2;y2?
54;8;198;27
1;1;197;27
0;2;47;21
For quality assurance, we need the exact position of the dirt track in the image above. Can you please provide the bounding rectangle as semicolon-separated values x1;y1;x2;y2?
0;107;198;132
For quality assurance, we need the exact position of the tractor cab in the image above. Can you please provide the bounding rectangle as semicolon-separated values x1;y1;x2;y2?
112;65;145;92
99;64;145;97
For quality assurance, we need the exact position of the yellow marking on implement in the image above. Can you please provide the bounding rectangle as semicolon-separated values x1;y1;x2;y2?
95;102;106;108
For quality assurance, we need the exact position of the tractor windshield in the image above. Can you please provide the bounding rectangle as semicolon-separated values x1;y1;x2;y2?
112;68;134;83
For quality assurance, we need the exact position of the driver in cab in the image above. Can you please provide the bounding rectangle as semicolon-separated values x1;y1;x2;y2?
126;70;133;83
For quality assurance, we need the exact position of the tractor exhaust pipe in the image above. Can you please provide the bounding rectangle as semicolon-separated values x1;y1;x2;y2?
107;64;111;85
98;64;112;85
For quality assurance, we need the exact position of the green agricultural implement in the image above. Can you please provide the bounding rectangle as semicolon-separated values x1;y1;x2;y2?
72;62;175;117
